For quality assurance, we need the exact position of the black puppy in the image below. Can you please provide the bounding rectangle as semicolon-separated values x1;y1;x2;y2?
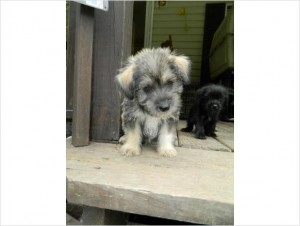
181;84;229;139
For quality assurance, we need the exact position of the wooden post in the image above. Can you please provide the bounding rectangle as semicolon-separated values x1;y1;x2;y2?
72;4;94;146
90;1;133;142
66;1;78;120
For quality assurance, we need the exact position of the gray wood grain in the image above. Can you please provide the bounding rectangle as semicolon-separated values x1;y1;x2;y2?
66;138;233;224
90;1;133;142
215;121;234;151
72;5;94;146
66;1;79;119
177;120;232;152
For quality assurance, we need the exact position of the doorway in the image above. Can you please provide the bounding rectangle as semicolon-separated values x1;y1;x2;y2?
132;1;146;54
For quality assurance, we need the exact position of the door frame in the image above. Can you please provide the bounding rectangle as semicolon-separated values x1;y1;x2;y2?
144;1;154;47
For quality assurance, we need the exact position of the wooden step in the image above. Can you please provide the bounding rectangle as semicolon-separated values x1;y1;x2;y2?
177;120;234;152
66;137;233;225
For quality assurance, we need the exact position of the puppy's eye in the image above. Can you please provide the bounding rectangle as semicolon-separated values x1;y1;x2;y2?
169;63;176;71
143;85;153;93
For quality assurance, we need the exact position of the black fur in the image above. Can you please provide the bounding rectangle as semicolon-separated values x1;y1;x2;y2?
181;84;229;139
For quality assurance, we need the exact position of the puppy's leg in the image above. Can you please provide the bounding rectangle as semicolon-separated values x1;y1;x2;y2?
205;121;217;137
195;116;206;139
157;121;177;157
120;122;142;156
181;120;193;132
181;105;195;132
118;134;127;144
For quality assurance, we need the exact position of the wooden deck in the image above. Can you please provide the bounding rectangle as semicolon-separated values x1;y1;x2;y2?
66;121;234;225
178;120;234;152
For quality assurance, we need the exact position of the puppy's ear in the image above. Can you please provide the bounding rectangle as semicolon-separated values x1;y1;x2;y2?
115;64;135;99
169;55;191;85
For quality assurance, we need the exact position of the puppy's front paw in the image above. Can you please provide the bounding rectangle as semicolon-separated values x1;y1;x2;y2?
181;127;192;132
118;135;127;144
210;132;217;138
158;147;177;157
195;132;206;139
120;143;141;157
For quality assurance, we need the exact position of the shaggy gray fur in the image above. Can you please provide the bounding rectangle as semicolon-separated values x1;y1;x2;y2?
115;48;191;156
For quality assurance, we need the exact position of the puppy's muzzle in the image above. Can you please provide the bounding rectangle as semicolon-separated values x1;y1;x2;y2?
157;100;170;112
212;104;219;110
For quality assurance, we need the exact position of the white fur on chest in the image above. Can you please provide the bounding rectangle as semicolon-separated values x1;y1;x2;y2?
142;116;161;139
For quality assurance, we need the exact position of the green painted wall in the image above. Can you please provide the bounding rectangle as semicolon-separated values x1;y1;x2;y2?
151;1;207;82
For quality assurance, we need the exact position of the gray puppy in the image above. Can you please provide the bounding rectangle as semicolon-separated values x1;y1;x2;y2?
115;48;191;157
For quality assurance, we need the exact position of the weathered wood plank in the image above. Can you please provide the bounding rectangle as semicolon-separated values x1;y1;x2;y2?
66;1;79;119
216;121;234;151
66;138;233;225
72;5;94;146
177;120;232;152
90;1;133;142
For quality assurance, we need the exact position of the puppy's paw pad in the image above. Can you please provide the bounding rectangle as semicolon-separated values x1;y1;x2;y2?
120;144;141;157
158;147;177;157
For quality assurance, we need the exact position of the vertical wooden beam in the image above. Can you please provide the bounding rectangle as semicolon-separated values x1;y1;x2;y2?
90;1;133;142
72;4;94;146
66;1;78;119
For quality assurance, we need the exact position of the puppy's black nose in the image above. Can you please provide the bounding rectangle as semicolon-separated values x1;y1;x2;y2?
159;105;170;112
158;101;170;112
